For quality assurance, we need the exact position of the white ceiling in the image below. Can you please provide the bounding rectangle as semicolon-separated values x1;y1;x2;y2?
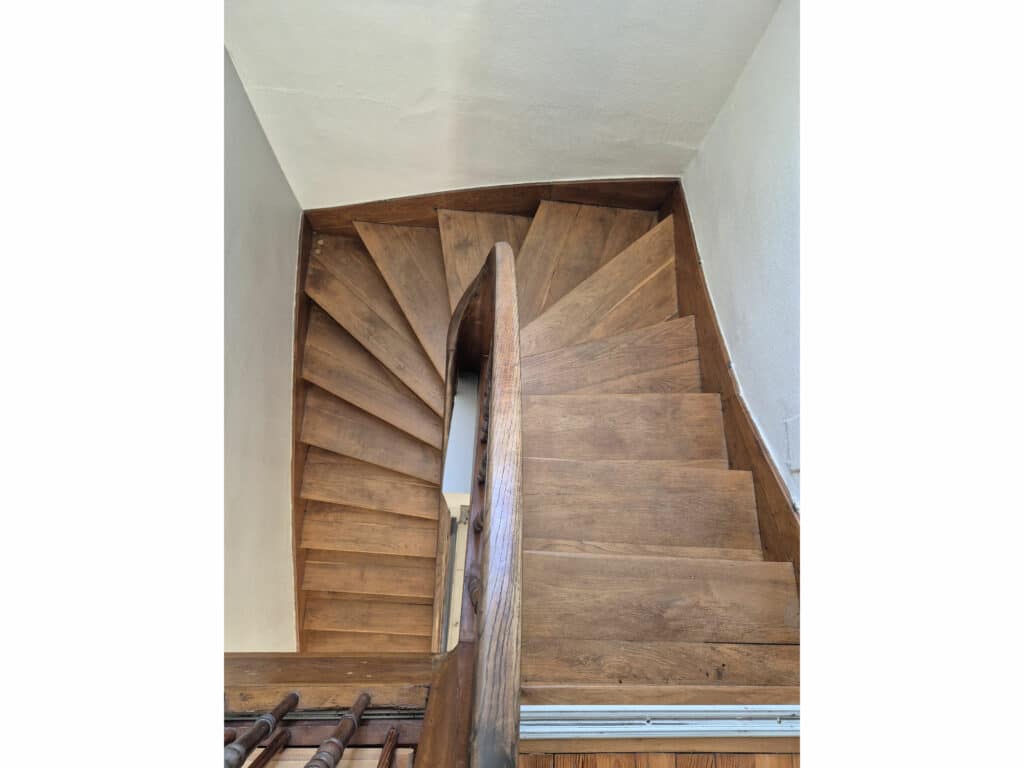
226;0;780;209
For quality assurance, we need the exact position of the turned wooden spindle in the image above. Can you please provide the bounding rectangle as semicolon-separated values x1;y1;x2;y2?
375;726;399;768
304;692;371;768
223;728;237;746
249;728;291;768
224;691;299;768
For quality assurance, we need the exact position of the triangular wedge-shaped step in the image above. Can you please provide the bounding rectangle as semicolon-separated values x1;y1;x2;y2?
303;553;434;604
523;551;799;644
437;209;532;313
522;317;700;396
303;630;431;654
520;215;678;356
304;596;433;638
522;638;799;705
516;200;659;326
301;502;437;559
522;393;727;463
305;235;444;415
523;458;761;558
301;385;441;484
301;447;439;519
303;305;443;449
354;222;450;377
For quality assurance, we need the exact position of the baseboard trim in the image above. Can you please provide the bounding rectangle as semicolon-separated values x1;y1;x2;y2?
520;705;799;739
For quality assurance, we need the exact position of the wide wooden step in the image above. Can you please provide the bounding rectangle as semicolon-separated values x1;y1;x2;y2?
303;305;443;449
515;200;659;326
523;458;761;559
522;316;700;396
302;552;435;604
301;448;440;520
520;215;678;357
522;639;799;705
301;385;441;484
301;502;437;559
305;235;444;414
303;630;430;654
437;209;532;312
354;222;450;377
522;551;799;644
304;597;434;639
522;394;727;464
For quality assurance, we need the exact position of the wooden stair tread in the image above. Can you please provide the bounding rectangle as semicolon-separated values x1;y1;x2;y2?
303;553;435;603
437;209;532;313
304;596;434;638
516;200;659;326
301;385;441;484
303;305;443;449
522;316;699;395
305;236;444;415
354;222;450;377
523;394;727;463
303;630;431;654
522;551;799;644
301;448;440;520
300;503;436;559
520;216;678;357
242;748;414;767
524;458;760;554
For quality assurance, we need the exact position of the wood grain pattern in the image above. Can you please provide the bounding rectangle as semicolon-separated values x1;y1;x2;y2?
674;758;715;768
521;685;800;706
305;236;444;414
301;448;440;520
524;459;760;554
241;748;414;766
522;639;799;687
523;539;762;561
519;756;555;768
716;757;795;768
663;184;800;582
227;683;427;712
516;201;658;325
520;216;677;357
636;758;675;768
304;597;433;638
355;222;450;377
305;179;676;236
522;318;699;396
303;305;443;448
303;555;434;603
301;502;437;558
301;386;442;484
554;755;636;768
418;642;476;768
522;394;727;463
303;631;431;654
522;552;799;644
438;209;532;313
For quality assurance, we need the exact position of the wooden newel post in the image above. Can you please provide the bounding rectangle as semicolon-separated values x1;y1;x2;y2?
304;692;372;768
224;691;299;768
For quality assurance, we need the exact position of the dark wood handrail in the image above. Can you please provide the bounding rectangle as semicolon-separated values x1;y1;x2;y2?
419;242;524;767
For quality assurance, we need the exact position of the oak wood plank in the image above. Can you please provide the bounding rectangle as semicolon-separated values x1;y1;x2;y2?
554;755;636;768
301;448;440;520
521;685;800;706
301;502;437;559
303;555;435;603
522;394;727;463
438;209;532;313
675;758;715;768
636;757;676;768
524;539;762;561
304;597;433;637
301;385;442;483
522;317;699;396
303;631;431;654
519;756;555;768
355;222;450;377
418;643;476;768
523;552;799;644
524;458;759;554
227;682;427;712
242;747;414;767
305;236;444;414
303;305;443;448
520;217;677;357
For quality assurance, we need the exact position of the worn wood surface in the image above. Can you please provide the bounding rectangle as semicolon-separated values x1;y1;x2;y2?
438;209;532;312
515;201;658;325
523;552;799;644
303;305;443;448
301;386;442;483
304;597;434;638
302;555;434;603
522;394;727;463
470;243;525;768
520;685;799;705
303;631;430;654
305;179;676;236
522;318;699;396
305;236;444;414
520;216;677;357
523;459;759;555
242;748;414;767
663;183;800;582
301;448;440;520
301;503;437;559
417;642;476;768
355;222;450;377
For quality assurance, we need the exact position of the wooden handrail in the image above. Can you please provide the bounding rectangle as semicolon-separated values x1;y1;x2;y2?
419;242;524;767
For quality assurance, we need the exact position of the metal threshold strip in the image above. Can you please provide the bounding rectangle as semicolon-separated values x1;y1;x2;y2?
519;705;800;740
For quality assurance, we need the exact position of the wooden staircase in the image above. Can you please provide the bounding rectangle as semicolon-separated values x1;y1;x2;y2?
291;191;799;705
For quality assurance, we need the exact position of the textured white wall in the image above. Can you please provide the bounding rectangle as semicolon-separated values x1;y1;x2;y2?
683;0;800;504
225;50;302;650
